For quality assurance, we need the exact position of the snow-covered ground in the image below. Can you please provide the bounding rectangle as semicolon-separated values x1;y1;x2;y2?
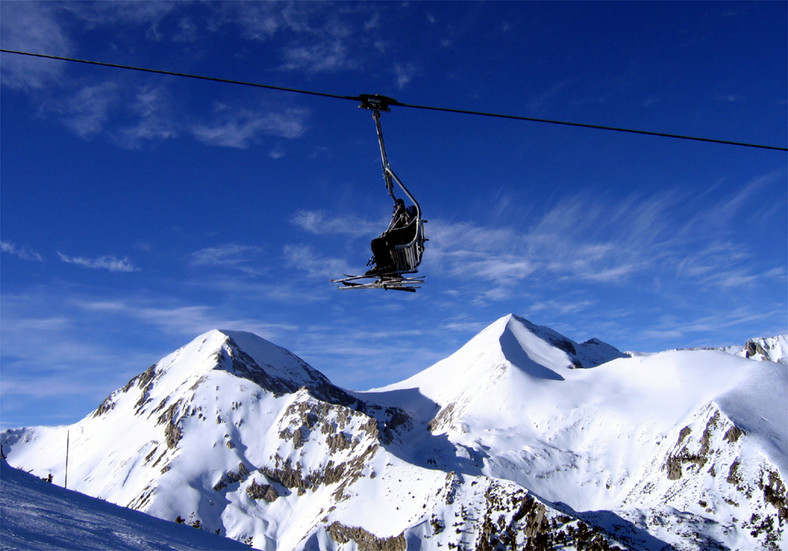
0;457;249;550
2;314;786;550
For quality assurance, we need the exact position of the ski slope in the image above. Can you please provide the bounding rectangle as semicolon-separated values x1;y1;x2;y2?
0;457;249;550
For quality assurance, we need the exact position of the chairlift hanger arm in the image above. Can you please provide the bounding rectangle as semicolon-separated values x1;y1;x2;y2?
358;95;421;215
360;95;400;198
367;111;422;221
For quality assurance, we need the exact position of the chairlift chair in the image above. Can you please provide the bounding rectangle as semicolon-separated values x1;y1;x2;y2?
331;95;427;292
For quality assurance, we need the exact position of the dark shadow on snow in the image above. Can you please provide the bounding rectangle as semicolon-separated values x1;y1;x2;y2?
498;328;566;381
556;505;678;551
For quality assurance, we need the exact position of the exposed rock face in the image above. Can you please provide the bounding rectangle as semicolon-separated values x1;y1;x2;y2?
745;339;770;360
741;335;787;365
270;391;384;501
212;463;249;492
327;523;406;551
246;478;279;502
159;402;182;450
430;476;624;551
94;364;157;418
626;402;787;550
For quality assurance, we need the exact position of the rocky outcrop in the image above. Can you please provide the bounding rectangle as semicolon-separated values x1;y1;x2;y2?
246;478;279;502
625;402;787;550
93;364;158;418
214;342;293;396
158;402;182;450
740;335;787;364
212;463;249;492
269;392;383;501
327;522;406;551
472;482;623;551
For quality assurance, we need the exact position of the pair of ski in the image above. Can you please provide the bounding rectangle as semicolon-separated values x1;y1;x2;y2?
331;272;424;292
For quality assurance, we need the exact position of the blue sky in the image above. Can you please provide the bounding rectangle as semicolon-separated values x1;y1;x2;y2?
1;1;786;429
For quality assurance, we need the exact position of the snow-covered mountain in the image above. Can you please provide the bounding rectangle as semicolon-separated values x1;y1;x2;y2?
3;315;786;550
729;334;788;365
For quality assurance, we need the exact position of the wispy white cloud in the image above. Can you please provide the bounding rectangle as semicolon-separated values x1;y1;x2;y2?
221;2;314;40
675;241;748;279
190;244;267;277
440;320;488;333
714;93;740;103
59;84;307;149
283;244;353;279
526;78;575;116
0;1;180;90
712;170;782;227
418;180;784;302
53;81;119;139
393;62;417;89
2;2;311;150
78;299;297;340
281;40;357;73
303;182;778;303
190;244;263;266
291;210;380;237
639;305;787;347
43;78;306;149
37;80;180;148
529;298;597;316
60;1;177;33
291;323;449;388
190;106;308;148
222;2;382;75
447;251;535;286
1;241;43;262
0;294;156;415
2;377;117;399
112;85;178;149
57;253;138;272
364;11;382;32
0;2;73;89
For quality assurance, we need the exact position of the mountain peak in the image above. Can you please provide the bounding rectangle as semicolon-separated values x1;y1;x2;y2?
89;329;355;429
146;328;333;394
213;330;356;406
380;314;627;429
213;329;329;394
490;313;626;372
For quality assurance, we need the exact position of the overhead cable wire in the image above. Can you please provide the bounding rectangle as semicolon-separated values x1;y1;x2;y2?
2;48;786;152
392;100;788;152
0;49;357;103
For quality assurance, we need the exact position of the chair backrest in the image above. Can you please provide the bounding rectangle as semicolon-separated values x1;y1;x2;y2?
391;218;426;272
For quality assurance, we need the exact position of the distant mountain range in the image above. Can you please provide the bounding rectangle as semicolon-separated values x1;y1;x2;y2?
3;314;785;550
